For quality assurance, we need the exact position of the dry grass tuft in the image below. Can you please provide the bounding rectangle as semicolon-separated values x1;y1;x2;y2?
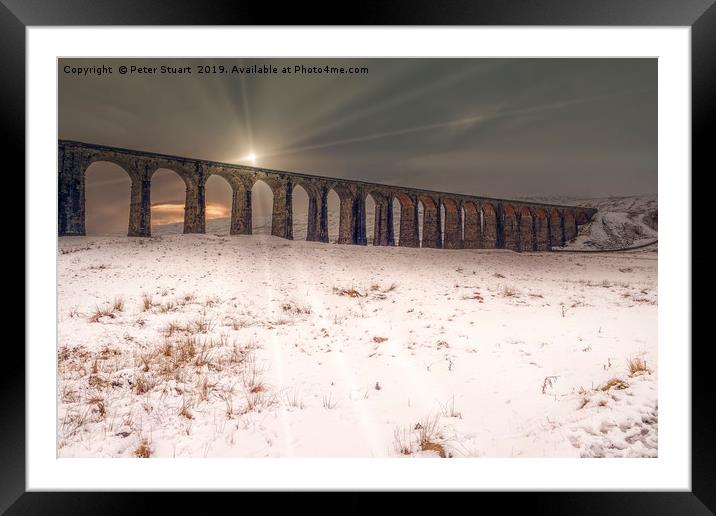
223;355;275;413
157;300;176;313
191;315;213;334
142;293;182;313
333;287;364;298
134;439;152;458
88;374;111;390
415;414;448;457
627;356;652;377
194;340;214;368
89;300;123;323
541;376;558;394
87;396;106;419
176;337;198;364
59;408;90;437
393;427;412;455
88;306;114;323
370;283;397;293
178;400;193;420
281;301;312;315
142;293;154;311
112;296;125;312
598;377;629;392
132;372;156;394
322;392;337;409
373;336;388;343
438;396;462;419
242;357;266;394
421;441;447;458
159;341;174;357
197;375;212;401
204;295;221;307
284;388;305;409
229;342;250;365
218;392;234;419
243;390;276;414
163;321;186;338
61;386;80;403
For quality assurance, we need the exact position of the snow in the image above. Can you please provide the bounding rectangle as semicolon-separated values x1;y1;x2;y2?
526;195;658;250
57;197;658;458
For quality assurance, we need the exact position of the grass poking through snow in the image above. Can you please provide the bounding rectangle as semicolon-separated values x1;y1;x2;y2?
627;356;652;377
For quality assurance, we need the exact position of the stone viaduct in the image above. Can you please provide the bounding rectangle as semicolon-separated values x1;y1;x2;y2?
58;140;597;252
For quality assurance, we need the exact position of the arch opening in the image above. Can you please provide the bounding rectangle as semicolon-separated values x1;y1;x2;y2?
251;179;274;235
326;189;340;243
291;183;310;241
151;168;188;235
392;196;402;245
84;161;132;236
205;175;232;235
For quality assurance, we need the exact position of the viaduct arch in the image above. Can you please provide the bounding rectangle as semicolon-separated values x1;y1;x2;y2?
59;140;597;252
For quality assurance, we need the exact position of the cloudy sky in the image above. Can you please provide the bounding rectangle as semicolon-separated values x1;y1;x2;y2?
59;58;656;234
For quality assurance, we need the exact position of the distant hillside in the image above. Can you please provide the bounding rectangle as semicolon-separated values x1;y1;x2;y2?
524;195;657;250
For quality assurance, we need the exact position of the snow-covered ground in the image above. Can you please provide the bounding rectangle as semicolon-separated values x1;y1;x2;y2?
57;197;658;458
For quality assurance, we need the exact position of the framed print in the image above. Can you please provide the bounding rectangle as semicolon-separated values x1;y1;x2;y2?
8;0;710;513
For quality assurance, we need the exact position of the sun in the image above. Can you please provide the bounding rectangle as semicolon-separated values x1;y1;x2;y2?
245;152;257;165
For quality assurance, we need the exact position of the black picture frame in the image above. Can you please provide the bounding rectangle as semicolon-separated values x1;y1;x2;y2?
6;1;709;513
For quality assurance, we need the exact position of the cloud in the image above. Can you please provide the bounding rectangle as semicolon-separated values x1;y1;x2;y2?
62;57;657;234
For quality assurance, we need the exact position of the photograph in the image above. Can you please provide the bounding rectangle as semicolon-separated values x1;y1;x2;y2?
56;57;658;459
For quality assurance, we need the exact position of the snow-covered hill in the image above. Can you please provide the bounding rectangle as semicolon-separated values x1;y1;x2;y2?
524;195;657;251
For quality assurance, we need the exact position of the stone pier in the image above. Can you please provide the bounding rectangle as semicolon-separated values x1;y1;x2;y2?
58;140;596;252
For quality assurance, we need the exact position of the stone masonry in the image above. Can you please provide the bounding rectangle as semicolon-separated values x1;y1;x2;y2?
58;140;597;252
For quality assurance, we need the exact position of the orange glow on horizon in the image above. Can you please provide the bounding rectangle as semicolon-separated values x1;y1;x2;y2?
151;202;230;226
